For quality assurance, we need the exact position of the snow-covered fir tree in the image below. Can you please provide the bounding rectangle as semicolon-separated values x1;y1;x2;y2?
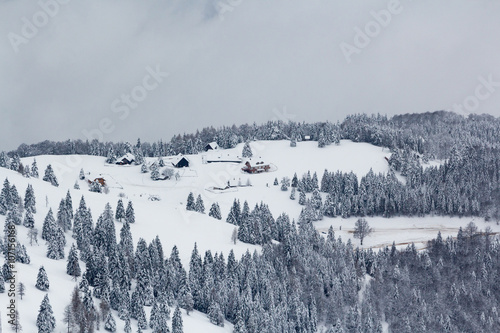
115;199;125;222
208;202;222;220
186;192;195;211
66;244;81;278
79;168;85;180
35;266;49;291
42;164;59;187
24;184;36;213
195;194;205;213
30;159;39;178
242;141;253;158
125;201;135;224
104;312;117;332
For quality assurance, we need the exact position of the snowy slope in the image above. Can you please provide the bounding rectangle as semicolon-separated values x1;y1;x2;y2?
1;139;499;332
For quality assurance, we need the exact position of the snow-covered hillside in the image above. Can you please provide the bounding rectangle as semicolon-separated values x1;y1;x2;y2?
1;139;499;332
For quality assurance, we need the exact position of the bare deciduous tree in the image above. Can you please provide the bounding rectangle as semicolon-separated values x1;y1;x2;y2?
353;218;373;246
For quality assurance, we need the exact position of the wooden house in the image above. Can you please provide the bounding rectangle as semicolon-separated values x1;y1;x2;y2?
241;159;271;174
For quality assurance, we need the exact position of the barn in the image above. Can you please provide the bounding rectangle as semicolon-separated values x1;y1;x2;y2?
116;153;135;165
172;155;190;168
204;142;219;152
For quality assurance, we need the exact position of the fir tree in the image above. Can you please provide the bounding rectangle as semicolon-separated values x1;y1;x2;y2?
36;294;56;333
242;142;253;158
150;162;160;181
290;187;296;200
42;165;59;187
299;191;306;205
141;163;148;173
46;222;65;260
172;305;183;333
79;168;85;180
208;202;222;220
226;199;241;225
74;181;80;190
36;266;50;291
186;192;195;211
65;191;73;220
104;313;117;332
89;180;102;193
57;199;71;232
115;199;125;222
24;184;36;213
195;194;205;213
32;159;39;178
125;201;135;224
208;301;224;327
66;244;81;278
0;151;9;168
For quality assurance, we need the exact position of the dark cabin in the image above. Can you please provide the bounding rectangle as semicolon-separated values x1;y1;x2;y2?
172;156;190;168
204;142;219;152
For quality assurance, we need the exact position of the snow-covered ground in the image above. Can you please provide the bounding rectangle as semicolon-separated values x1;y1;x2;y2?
1;139;499;332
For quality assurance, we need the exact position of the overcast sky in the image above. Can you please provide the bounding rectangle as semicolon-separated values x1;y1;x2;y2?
1;0;500;151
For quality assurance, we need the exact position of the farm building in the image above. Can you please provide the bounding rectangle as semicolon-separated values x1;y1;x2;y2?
88;177;106;186
203;153;242;164
241;159;271;174
204;142;219;151
172;155;190;168
116;153;135;165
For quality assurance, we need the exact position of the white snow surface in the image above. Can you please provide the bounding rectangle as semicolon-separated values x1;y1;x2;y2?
1;139;499;332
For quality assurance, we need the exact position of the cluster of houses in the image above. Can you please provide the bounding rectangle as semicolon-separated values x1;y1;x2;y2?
111;141;272;175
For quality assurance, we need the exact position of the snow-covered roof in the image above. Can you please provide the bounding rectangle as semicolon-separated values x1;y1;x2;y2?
118;153;135;161
244;158;267;166
206;142;219;150
171;154;190;164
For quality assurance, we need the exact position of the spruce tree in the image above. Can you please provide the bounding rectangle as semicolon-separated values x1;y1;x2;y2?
125;201;135;224
24;184;36;213
46;223;65;260
36;294;56;333
115;199;125;222
42;164;59;187
208;202;222;220
79;168;85;180
186;192;195;211
66;244;81;278
104;313;117;332
242;142;253;158
172;305;183;333
226;199;241;225
65;190;73;220
41;209;55;241
195;194;205;213
57;198;71;232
